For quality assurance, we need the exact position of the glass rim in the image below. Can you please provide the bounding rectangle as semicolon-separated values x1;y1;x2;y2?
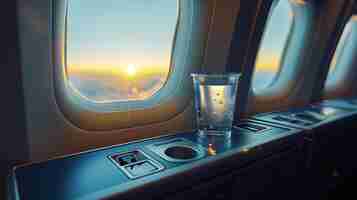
190;73;241;78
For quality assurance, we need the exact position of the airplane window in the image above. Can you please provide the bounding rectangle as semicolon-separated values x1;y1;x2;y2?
66;0;178;102
252;0;293;91
325;17;354;85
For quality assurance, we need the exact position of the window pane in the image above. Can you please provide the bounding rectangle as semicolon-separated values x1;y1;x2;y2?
252;0;293;90
66;0;178;102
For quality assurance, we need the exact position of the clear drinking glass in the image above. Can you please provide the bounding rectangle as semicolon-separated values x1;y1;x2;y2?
192;73;240;138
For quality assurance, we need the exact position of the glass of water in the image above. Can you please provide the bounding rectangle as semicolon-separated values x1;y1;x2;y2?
191;73;240;138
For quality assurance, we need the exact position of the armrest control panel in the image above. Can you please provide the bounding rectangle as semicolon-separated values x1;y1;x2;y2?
109;150;164;179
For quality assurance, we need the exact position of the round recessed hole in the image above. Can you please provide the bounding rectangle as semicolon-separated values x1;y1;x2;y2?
164;146;198;160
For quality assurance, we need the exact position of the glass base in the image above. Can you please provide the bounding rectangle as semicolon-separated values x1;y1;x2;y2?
198;129;231;138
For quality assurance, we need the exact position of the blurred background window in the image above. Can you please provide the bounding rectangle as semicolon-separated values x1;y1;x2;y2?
252;0;293;91
325;17;354;84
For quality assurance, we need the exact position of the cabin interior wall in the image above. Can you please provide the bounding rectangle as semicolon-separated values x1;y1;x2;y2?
0;0;29;198
202;0;240;73
226;0;273;119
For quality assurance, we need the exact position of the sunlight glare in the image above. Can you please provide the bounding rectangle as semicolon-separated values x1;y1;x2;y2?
126;64;137;76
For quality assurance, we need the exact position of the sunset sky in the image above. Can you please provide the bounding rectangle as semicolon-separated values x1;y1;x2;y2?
67;0;178;75
67;0;292;75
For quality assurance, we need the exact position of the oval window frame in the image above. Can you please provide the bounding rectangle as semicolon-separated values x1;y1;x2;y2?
53;0;200;131
324;16;357;97
249;0;315;110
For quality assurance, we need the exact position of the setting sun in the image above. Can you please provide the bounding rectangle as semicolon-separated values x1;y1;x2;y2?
126;64;137;76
